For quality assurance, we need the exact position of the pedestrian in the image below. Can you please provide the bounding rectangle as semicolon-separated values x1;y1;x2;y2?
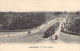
55;35;58;40
28;30;31;35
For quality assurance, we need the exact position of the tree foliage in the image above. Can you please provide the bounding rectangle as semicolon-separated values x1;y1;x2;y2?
70;19;80;33
0;12;46;30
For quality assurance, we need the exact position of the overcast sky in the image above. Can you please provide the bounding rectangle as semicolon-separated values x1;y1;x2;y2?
0;0;80;12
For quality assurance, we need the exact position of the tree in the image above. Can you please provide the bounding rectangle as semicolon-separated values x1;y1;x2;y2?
70;19;80;33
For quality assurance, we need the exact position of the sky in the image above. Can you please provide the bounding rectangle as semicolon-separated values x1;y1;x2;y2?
0;0;80;12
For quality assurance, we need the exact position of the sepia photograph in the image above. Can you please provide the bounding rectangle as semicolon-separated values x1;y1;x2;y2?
0;0;80;51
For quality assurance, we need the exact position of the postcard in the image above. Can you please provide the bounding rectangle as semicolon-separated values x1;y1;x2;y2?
0;0;80;51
